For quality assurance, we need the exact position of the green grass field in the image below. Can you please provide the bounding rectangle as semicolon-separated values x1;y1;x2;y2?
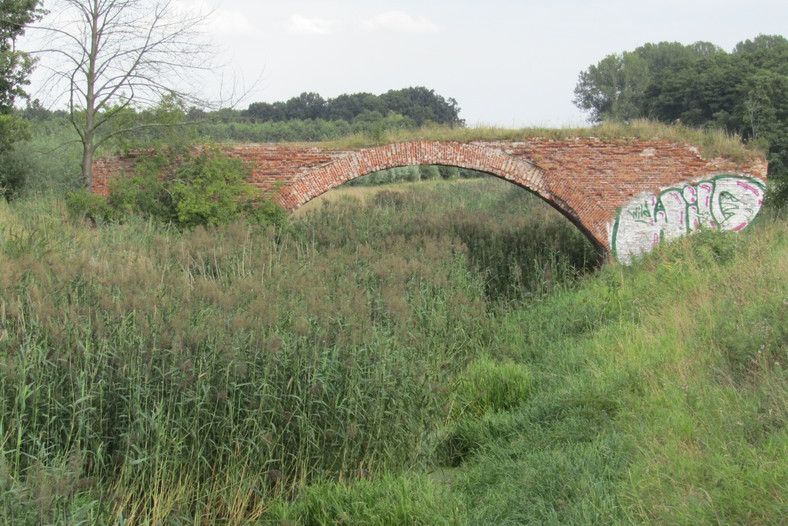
1;177;786;524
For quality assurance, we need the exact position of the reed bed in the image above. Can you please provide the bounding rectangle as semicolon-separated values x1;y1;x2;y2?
0;178;593;523
2;178;786;524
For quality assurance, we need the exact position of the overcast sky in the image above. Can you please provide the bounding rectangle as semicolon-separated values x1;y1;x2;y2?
28;0;788;127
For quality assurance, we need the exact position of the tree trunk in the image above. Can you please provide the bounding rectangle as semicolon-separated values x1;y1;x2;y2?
82;143;94;190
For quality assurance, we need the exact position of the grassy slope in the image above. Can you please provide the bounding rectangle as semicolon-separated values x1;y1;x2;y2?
265;206;788;524
1;182;786;524
451;220;788;524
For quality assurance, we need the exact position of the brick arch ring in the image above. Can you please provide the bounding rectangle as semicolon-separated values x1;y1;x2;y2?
274;141;609;256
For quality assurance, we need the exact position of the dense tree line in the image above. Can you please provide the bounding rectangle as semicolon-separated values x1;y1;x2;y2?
101;87;464;148
241;87;464;127
574;34;788;200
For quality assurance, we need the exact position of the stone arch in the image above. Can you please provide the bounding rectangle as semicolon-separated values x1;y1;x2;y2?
275;141;608;256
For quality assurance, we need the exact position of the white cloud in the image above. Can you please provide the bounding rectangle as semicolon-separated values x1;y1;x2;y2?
170;1;260;37
208;8;261;37
359;11;440;34
287;15;339;35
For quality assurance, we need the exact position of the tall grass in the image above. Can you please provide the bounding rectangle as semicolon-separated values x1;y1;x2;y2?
2;178;787;523
0;178;591;522
445;222;788;524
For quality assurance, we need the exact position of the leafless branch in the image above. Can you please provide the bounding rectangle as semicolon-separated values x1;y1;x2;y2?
28;0;255;187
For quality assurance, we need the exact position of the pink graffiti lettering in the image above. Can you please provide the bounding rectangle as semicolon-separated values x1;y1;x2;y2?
736;181;761;195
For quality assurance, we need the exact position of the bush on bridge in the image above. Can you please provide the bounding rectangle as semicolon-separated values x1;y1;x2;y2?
66;147;287;228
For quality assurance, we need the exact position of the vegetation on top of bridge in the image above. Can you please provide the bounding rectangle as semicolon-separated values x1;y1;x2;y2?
322;119;765;161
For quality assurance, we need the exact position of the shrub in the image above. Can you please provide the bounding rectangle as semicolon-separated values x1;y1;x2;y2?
0;150;28;200
107;173;173;222
169;149;257;228
246;196;289;227
64;188;114;223
67;148;287;229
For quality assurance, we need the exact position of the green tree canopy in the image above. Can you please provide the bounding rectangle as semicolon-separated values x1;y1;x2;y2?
0;0;41;111
0;0;42;197
241;87;463;127
573;41;718;123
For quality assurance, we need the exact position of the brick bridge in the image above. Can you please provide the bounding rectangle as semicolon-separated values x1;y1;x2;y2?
93;138;768;263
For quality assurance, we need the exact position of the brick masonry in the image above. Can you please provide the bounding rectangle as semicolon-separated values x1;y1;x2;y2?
92;139;768;258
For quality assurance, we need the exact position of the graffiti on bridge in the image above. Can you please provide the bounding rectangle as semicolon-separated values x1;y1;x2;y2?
611;175;766;264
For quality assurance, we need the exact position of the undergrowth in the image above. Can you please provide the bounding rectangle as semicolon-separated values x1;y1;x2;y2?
1;178;786;524
64;148;287;229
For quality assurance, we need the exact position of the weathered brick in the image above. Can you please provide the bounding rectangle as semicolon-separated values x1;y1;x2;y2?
92;139;767;258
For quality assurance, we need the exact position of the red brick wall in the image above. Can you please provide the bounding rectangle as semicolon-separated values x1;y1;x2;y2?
92;139;768;255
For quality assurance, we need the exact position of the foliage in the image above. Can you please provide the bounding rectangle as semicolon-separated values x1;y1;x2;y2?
4;106;82;197
107;92;199;156
242;86;464;127
195;113;410;144
573;41;718;123
573;51;650;123
169;150;256;228
0;114;31;198
64;186;114;222
0;0;42;198
574;34;788;202
107;172;172;221
0;0;41;112
2;179;788;522
38;86;463;153
66;148;286;229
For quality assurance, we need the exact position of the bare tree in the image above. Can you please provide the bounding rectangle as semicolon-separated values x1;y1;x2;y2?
37;0;217;188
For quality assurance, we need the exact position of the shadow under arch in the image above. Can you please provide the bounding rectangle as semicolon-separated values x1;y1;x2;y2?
275;141;609;259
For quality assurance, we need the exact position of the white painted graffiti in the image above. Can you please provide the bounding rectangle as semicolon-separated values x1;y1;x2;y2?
611;175;766;264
